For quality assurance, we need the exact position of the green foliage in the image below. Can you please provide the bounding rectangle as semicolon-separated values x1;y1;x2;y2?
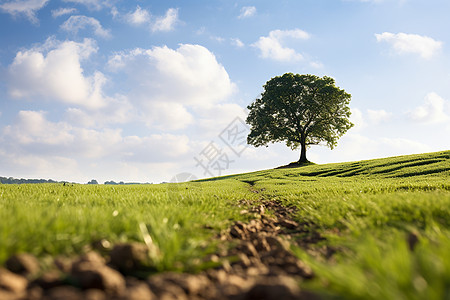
246;73;353;162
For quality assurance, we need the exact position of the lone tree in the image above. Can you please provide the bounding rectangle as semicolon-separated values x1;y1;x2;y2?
246;73;353;163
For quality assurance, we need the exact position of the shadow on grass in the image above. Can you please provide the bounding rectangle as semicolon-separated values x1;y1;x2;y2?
275;161;316;170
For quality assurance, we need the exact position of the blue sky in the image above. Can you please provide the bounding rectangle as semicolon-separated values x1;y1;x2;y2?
1;0;449;183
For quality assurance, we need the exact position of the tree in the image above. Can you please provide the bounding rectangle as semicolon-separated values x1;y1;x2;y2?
246;73;353;163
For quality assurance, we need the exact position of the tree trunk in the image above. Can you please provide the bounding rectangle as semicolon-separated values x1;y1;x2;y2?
298;141;307;163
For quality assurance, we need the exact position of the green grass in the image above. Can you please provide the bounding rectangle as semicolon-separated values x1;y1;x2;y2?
0;180;259;272
1;150;449;299
230;150;450;300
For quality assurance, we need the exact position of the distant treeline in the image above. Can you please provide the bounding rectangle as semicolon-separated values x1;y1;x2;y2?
0;176;151;185
104;181;151;185
0;176;63;184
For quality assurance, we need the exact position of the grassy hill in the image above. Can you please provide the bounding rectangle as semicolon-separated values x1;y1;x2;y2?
229;150;450;299
0;150;449;299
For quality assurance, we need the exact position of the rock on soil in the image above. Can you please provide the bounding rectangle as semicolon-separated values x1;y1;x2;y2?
0;268;28;294
110;243;149;272
70;252;126;295
5;254;40;278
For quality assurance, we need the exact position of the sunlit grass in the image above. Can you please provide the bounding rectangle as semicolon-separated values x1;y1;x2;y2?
0;180;258;271
1;150;449;298
231;150;450;299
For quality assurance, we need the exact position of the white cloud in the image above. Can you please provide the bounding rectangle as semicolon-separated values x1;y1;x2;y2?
252;29;310;62
349;108;393;133
193;103;247;138
311;133;432;164
51;7;77;18
151;8;179;32
0;0;49;23
126;5;150;25
61;15;111;38
108;44;235;130
231;38;245;48
408;92;450;124
375;32;443;59
367;109;392;123
122;134;190;162
0;109;198;183
122;7;179;32
64;95;134;127
2;110;191;163
349;107;366;132
110;6;118;18
108;44;235;103
309;61;324;68
0;150;81;182
62;0;107;10
211;36;226;43
238;6;256;19
144;102;194;131
196;27;206;35
4;110;73;146
7;37;107;109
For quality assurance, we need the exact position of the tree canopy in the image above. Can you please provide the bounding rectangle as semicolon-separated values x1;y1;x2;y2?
246;73;353;163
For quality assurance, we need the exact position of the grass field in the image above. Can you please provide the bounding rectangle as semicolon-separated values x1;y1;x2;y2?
1;150;449;299
233;150;450;299
0;180;259;272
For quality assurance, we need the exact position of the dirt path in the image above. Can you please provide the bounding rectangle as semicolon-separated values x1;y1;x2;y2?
0;184;325;300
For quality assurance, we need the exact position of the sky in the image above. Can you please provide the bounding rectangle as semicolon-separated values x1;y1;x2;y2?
0;0;449;184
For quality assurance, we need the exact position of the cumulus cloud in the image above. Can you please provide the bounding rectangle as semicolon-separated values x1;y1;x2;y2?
7;37;108;109
349;108;366;132
252;29;310;62
122;134;190;163
238;6;256;19
61;15;111;38
145;102;194;131
0;0;49;23
4;110;73;146
367;109;392;123
51;7;77;18
151;8;179;32
375;32;443;59
193;103;247;138
2;110;191;162
0;148;82;182
408;92;450;124
108;44;235;130
109;44;234;102
122;6;180;32
126;5;150;25
349;107;393;131
63;95;134;127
